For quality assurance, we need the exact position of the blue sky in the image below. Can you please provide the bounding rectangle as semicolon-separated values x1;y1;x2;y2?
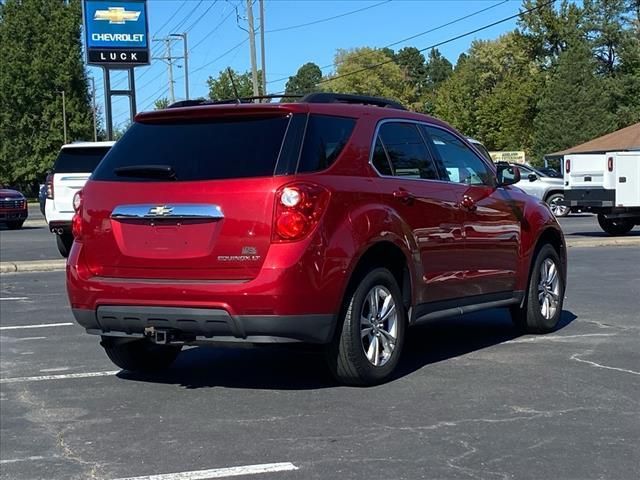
87;0;525;130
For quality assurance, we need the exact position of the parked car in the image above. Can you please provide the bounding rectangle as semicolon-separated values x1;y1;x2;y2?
38;183;46;217
499;162;570;217
67;93;567;386
0;186;28;229
538;167;562;178
45;141;114;257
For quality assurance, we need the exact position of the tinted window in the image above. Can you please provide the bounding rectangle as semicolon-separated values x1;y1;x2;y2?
298;115;356;173
92;116;289;181
378;123;438;180
424;126;494;186
54;147;111;173
371;136;392;175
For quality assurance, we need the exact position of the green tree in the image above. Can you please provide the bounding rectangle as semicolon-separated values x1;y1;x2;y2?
0;0;93;190
322;48;411;107
207;68;263;100
283;62;322;100
533;40;617;157
434;34;540;154
154;98;170;110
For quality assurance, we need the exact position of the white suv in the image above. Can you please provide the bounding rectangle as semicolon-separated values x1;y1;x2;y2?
45;141;114;257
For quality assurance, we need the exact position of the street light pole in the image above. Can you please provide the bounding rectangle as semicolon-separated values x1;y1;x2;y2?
170;32;189;100
60;90;67;144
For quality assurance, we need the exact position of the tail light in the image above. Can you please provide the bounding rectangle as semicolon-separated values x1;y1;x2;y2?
565;159;571;174
45;174;54;199
272;183;330;242
607;156;614;172
71;190;83;240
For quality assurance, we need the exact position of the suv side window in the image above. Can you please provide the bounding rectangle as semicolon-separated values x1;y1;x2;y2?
297;114;356;173
378;122;439;180
372;137;393;175
423;126;494;186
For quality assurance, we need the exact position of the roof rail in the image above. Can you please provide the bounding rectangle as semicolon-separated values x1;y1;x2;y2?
301;93;406;110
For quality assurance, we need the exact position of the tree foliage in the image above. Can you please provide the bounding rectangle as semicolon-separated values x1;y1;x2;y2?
207;68;263;100
154;97;170;110
0;0;93;190
283;62;322;100
322;48;411;106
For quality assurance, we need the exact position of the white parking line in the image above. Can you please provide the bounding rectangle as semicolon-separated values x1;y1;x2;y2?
113;462;299;480
0;297;29;301
0;370;119;384
0;322;73;331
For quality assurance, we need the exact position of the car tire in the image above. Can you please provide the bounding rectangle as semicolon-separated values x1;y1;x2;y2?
597;214;634;236
326;268;406;386
510;244;565;334
55;233;73;258
6;220;24;230
100;337;182;372
546;193;570;217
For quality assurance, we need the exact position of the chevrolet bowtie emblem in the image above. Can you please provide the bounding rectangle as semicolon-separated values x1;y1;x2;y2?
148;205;173;216
94;7;141;24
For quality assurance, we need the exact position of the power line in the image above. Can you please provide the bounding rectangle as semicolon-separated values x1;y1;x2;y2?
190;2;239;51
153;2;187;37
267;0;509;86
191;38;248;75
266;0;392;34
169;0;205;34
183;0;219;33
270;0;555;94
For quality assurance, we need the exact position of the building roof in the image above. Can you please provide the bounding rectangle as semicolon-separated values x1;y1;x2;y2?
548;122;640;157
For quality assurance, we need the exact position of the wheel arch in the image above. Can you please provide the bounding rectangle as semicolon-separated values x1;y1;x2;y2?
544;189;564;202
342;240;414;316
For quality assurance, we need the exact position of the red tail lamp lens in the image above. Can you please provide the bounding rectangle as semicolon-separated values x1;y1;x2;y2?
607;157;614;172
45;174;54;199
71;190;83;239
273;183;330;242
566;159;571;174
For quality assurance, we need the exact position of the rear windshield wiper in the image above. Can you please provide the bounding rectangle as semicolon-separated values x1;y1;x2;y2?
114;164;177;180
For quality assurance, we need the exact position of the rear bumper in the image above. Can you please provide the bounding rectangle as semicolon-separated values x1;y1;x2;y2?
563;188;615;208
48;220;72;234
0;209;27;221
73;306;335;344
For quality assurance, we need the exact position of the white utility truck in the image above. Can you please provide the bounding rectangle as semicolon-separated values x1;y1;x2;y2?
564;151;640;235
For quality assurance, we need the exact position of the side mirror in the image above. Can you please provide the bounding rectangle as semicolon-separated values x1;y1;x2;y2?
528;173;538;182
496;164;521;187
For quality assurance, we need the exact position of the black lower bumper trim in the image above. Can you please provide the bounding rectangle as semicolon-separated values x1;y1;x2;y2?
73;307;335;344
563;188;615;207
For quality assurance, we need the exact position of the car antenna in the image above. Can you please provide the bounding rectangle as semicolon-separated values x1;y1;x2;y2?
227;67;241;105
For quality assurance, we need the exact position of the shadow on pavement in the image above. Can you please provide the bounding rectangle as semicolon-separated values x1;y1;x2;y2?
567;230;639;237
117;308;578;390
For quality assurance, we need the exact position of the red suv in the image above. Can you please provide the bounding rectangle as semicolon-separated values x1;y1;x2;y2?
67;94;566;386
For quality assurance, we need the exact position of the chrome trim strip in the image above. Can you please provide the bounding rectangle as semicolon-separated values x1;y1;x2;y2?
111;204;224;220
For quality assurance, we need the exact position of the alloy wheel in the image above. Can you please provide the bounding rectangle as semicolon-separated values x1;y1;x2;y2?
360;286;398;367
538;258;561;320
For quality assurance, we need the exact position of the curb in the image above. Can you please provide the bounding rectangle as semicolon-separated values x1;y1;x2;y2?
0;259;66;274
565;236;640;248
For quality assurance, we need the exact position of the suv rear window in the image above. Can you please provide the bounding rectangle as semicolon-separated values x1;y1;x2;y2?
92;116;290;181
54;147;111;173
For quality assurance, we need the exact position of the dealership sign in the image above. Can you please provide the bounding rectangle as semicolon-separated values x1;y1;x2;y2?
83;0;149;66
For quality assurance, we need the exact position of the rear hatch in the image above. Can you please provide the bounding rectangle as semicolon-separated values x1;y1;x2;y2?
82;107;300;280
53;146;111;213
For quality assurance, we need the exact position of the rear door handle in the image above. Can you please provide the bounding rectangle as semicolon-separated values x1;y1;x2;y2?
393;189;415;203
458;195;477;212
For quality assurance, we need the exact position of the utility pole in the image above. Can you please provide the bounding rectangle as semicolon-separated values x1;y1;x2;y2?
170;33;189;100
259;0;266;97
246;0;260;97
60;90;67;144
89;77;97;141
165;38;175;103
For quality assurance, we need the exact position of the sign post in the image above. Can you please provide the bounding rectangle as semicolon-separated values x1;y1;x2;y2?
83;0;150;139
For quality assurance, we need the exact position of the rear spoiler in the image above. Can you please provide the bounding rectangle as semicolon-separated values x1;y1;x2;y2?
135;103;308;124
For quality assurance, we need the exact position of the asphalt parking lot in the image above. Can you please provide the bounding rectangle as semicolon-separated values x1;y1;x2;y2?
1;213;639;479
